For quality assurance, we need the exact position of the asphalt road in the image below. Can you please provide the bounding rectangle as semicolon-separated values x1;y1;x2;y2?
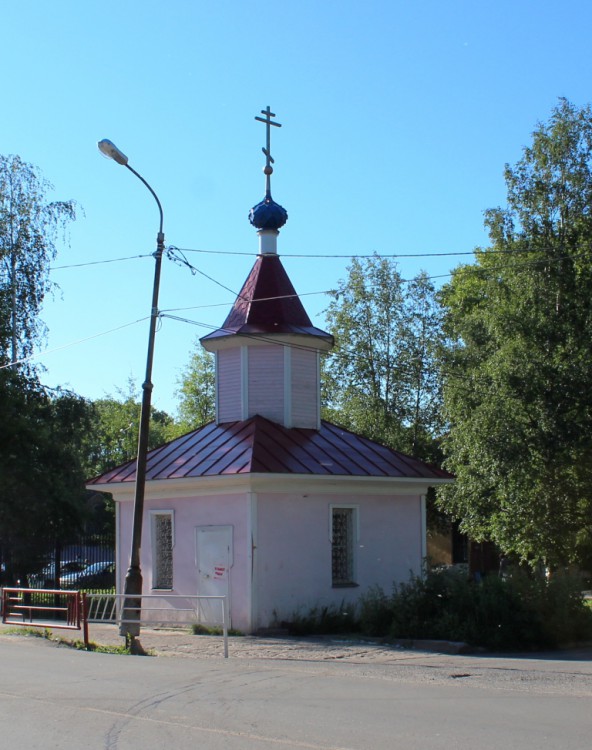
0;634;591;750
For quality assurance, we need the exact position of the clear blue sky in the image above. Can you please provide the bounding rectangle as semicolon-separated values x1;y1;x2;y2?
2;1;591;415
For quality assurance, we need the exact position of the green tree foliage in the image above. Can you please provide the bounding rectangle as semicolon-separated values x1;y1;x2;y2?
0;370;92;582
322;256;444;460
175;345;215;432
0;155;76;366
439;99;592;569
86;380;177;478
0;155;82;582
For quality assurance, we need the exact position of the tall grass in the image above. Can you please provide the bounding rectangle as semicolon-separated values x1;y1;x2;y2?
287;569;592;650
358;569;592;650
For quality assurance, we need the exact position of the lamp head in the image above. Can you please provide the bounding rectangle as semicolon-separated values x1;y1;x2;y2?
98;139;129;166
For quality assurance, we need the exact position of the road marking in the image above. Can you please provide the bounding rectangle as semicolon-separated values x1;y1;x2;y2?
0;689;357;750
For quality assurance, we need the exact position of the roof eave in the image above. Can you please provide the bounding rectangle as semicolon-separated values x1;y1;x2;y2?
201;330;334;352
87;472;453;500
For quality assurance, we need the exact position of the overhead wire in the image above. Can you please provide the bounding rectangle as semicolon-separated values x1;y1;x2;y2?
0;317;150;371
160;289;333;315
160;312;494;397
161;241;589;392
160;313;328;355
44;237;592;275
159;249;582;315
50;253;153;270
27;239;587;384
170;246;536;259
166;246;247;301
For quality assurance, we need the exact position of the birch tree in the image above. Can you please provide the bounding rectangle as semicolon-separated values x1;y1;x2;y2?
0;155;76;367
322;256;444;461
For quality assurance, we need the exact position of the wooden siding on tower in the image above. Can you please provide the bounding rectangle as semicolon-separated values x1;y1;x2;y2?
291;348;318;428
248;345;284;424
217;348;242;423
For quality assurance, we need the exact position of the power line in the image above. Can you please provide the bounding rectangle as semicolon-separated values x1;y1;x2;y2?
50;253;153;270
0;317;149;371
160;289;333;314
160;314;445;385
166;246;244;300
171;244;590;260
160;251;583;315
24;244;587;375
160;313;494;397
46;241;591;277
161;313;333;356
173;246;483;259
40;246;516;274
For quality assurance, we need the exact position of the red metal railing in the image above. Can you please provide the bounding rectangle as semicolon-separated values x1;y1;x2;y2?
1;588;89;647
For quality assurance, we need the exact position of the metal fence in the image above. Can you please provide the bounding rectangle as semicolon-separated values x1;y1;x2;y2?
87;593;229;658
0;532;115;590
2;587;89;646
1;589;229;657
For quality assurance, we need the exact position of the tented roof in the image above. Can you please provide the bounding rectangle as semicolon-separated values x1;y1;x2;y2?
88;416;452;485
201;254;332;343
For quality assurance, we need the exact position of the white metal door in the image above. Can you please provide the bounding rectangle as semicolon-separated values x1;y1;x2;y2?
195;525;233;627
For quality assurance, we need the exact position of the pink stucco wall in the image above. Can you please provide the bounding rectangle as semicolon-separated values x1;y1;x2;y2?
254;492;422;629
117;492;252;630
116;486;423;633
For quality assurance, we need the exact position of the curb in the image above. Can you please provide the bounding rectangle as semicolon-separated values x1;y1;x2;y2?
388;638;475;654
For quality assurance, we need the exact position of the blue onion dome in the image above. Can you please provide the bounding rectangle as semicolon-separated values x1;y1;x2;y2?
249;191;288;230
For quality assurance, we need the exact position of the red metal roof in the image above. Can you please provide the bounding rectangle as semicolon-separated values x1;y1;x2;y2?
201;255;333;342
88;416;452;485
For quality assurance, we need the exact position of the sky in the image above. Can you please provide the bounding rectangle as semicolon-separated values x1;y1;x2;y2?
2;0;592;416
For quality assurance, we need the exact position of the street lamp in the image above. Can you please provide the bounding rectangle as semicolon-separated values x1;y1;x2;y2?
98;138;165;651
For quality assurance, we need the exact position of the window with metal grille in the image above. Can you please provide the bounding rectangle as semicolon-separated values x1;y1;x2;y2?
331;506;357;586
151;511;173;589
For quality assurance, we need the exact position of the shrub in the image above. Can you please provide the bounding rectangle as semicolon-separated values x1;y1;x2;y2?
386;567;473;642
463;573;544;650
358;585;395;636
286;602;359;636
289;570;592;650
536;571;592;646
363;568;592;650
191;623;243;636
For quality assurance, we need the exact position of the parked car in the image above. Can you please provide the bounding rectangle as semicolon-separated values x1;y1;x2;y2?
28;560;88;589
61;561;115;590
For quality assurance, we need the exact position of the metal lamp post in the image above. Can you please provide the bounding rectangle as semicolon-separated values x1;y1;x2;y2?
98;138;164;650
